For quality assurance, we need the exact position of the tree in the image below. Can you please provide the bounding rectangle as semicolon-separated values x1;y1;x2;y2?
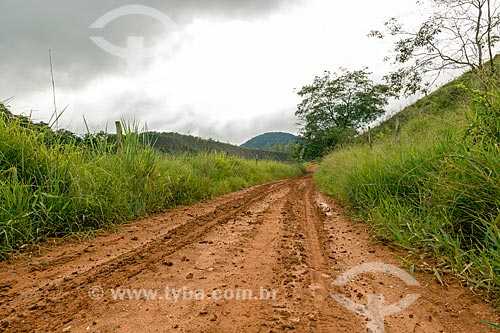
370;0;500;96
295;68;390;158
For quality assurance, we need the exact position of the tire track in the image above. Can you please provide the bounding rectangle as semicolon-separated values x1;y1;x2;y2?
0;174;498;333
0;178;295;332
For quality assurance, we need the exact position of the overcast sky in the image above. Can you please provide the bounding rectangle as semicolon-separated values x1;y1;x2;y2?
1;0;424;144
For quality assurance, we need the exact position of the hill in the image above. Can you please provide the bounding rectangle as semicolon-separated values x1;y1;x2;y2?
144;132;290;161
315;68;500;304
241;132;298;150
0;108;290;161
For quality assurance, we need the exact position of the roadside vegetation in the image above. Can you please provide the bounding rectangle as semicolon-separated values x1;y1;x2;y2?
315;72;500;303
0;104;305;257
303;0;500;305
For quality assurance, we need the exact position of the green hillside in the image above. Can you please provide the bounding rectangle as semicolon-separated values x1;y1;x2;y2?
241;132;298;150
315;69;500;304
145;132;290;161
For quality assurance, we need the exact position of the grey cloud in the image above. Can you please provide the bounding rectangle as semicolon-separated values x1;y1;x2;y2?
72;92;299;144
0;0;301;98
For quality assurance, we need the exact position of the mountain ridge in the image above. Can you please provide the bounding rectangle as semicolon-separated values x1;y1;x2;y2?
241;132;298;150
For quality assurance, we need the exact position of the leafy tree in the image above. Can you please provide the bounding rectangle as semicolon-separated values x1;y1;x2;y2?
295;68;390;158
370;0;500;96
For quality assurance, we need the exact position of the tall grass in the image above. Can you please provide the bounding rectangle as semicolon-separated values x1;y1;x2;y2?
315;80;500;304
0;110;305;256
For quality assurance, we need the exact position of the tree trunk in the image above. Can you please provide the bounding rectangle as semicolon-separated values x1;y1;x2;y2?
487;0;496;74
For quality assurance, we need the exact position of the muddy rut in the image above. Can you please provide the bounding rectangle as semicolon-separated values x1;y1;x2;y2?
0;174;498;332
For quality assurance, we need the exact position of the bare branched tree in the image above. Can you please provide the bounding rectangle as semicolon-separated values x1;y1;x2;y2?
370;0;500;96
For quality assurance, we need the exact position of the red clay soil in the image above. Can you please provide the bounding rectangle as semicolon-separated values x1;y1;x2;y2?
0;173;498;332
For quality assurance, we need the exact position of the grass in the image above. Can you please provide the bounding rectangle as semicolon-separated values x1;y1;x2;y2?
0;109;305;257
315;73;500;305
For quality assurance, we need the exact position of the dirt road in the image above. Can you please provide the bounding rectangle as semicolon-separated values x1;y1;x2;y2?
0;173;498;332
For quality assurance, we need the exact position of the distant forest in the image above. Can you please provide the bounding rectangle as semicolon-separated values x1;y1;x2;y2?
144;132;291;161
241;132;298;153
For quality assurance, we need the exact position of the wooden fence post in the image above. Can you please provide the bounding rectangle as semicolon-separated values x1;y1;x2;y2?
368;126;373;148
115;121;123;149
394;117;401;145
